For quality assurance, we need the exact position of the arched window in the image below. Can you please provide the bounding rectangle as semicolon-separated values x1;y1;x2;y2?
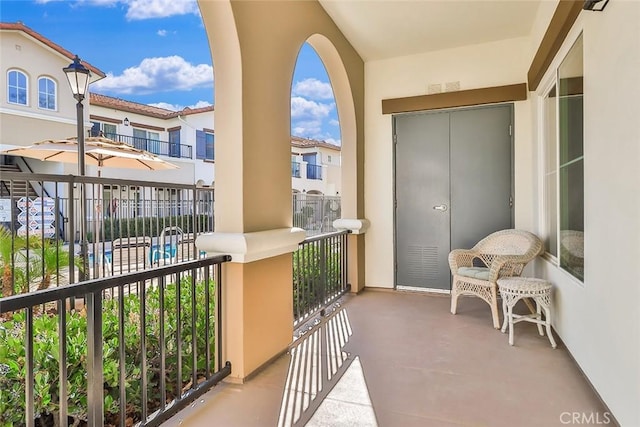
7;69;28;105
38;76;57;110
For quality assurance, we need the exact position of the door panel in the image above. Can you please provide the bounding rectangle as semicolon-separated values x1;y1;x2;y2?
450;106;513;251
394;104;513;291
395;112;451;289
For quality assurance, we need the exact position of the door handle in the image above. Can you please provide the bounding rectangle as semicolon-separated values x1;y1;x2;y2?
433;204;448;211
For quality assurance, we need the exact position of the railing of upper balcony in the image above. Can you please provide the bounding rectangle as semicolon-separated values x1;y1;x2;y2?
291;161;301;178
102;132;192;159
306;164;322;180
0;255;232;427
292;230;350;328
0;171;215;298
292;193;341;236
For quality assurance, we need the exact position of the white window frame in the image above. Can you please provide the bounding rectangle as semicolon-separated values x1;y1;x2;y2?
537;28;585;284
7;69;28;106
37;76;57;111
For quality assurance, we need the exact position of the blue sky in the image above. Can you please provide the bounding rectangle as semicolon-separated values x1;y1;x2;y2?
1;0;341;144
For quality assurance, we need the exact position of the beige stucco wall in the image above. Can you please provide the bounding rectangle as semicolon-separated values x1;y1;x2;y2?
532;4;640;425
0;32;82;148
364;36;535;288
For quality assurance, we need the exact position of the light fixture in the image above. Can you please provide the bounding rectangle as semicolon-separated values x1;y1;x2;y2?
123;117;130;126
583;0;609;11
63;54;91;282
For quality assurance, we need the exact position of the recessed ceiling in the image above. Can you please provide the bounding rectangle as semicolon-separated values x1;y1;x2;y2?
319;0;542;61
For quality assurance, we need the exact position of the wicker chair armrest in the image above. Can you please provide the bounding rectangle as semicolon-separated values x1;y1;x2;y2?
487;255;533;281
448;249;479;273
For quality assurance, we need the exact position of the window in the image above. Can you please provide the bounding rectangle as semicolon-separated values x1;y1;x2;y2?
148;131;161;155
38;77;56;110
133;128;148;151
91;122;117;138
196;130;214;161
543;34;584;281
169;129;181;158
8;70;27;105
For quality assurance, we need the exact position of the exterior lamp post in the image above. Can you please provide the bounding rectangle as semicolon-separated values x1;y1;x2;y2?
64;55;104;425
63;55;91;281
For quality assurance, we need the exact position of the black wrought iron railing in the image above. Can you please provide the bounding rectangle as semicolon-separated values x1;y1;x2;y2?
0;256;231;427
306;164;322;180
104;132;192;159
292;230;350;326
0;171;215;297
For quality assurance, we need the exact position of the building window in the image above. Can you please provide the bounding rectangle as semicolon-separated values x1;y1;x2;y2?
8;69;28;105
38;77;56;110
543;34;584;281
169;129;181;158
196;130;214;161
91;122;117;139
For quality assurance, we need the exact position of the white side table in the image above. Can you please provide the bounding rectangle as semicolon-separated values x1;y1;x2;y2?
497;277;557;349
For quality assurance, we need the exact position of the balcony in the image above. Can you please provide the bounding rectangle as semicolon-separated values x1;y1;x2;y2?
164;290;610;427
103;132;192;159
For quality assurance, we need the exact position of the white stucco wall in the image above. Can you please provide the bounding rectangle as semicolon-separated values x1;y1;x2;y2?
532;4;640;425
364;36;534;288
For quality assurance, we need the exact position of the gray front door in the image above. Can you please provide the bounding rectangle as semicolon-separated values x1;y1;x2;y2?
394;104;513;291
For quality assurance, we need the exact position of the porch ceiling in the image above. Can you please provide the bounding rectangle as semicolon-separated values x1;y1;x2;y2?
318;0;542;61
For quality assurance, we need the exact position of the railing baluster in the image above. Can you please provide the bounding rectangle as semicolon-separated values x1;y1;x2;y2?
58;300;68;426
160;274;166;410
191;269;197;390
118;283;126;427
141;280;148;422
86;291;104;427
25;307;34;427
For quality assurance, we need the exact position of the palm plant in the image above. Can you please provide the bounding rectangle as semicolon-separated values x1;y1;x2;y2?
0;226;27;297
33;238;70;291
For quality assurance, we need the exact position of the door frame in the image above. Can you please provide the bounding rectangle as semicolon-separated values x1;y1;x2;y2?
392;102;515;291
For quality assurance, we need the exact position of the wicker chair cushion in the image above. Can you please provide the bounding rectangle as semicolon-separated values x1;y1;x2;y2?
457;266;490;280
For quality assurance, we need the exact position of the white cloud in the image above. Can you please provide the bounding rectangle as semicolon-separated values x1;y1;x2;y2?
329;119;340;127
148;100;212;111
92;56;213;94
325;138;341;146
157;29;167;36
290;96;333;119
292;120;323;138
292;78;334;100
125;0;200;20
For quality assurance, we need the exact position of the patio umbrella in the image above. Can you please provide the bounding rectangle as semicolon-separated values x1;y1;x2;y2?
1;136;179;172
2;136;179;277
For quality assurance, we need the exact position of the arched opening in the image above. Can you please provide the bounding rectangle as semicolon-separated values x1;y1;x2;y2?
290;40;345;235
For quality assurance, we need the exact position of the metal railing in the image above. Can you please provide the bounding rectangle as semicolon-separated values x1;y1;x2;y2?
292;230;350;327
102;132;192;159
0;255;231;427
0;172;215;296
291;161;301;178
306;164;322;180
292;193;341;236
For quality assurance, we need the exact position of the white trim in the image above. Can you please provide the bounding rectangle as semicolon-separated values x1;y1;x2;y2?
195;227;306;263
397;285;450;295
0;107;77;125
333;218;370;235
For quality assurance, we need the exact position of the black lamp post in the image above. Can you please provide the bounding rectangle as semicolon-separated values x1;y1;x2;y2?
63;55;91;281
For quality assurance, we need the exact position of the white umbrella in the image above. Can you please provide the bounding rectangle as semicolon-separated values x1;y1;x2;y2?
2;136;179;172
2;136;179;278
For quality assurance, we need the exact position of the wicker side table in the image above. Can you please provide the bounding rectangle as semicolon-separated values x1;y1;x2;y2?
497;277;557;348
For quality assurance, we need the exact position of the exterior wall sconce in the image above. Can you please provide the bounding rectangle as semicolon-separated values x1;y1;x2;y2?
583;0;609;11
123;117;130;126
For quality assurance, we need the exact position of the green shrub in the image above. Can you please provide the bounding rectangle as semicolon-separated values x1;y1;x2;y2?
0;276;216;426
292;242;342;317
90;214;212;242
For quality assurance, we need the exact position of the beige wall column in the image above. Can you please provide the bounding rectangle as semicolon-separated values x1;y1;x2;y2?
198;0;364;381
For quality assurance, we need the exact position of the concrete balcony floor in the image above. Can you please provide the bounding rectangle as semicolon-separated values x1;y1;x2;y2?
165;289;612;427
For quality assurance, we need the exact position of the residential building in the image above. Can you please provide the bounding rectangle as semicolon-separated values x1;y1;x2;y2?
1;22;341;198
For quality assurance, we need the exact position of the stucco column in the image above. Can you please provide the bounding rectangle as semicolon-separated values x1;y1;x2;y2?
199;0;365;381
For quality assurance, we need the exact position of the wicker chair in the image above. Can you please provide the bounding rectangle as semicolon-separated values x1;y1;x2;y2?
449;229;544;329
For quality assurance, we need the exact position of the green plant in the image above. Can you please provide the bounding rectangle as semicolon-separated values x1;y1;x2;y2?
0;277;217;425
292;243;342;317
